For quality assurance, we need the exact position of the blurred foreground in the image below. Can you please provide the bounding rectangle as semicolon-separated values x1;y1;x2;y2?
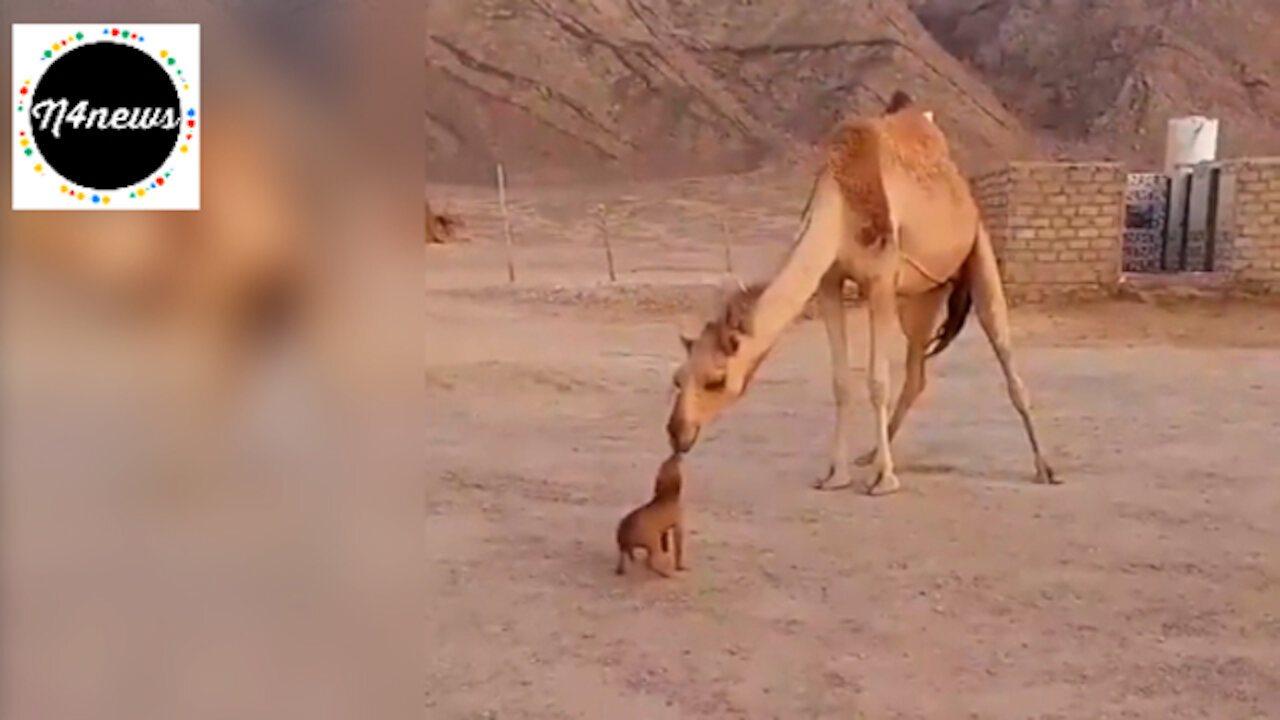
1;5;423;719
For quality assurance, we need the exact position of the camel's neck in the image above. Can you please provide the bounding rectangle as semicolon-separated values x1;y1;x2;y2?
745;173;844;352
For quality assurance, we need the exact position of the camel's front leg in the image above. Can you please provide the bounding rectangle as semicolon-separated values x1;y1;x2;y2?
864;279;901;495
813;268;856;490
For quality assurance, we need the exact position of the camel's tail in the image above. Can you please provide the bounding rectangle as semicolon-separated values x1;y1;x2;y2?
925;225;980;358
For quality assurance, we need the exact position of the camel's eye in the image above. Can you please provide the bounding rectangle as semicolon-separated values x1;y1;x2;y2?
704;377;727;392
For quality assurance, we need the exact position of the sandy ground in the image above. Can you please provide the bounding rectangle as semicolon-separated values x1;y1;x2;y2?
425;175;1280;719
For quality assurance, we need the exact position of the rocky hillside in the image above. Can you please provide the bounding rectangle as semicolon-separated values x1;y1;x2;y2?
913;0;1280;168
426;0;1280;182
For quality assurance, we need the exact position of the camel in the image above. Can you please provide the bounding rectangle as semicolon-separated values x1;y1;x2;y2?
666;92;1057;495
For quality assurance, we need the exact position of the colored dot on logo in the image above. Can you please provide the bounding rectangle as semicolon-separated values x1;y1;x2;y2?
76;192;84;200
187;109;195;117
122;31;130;39
76;32;83;40
137;189;146;197
60;185;68;193
112;29;119;36
44;51;51;58
156;178;165;186
24;148;32;156
102;197;111;205
20;86;28;95
19;139;28;147
168;58;176;66
160;50;168;58
180;145;188;153
130;192;136;198
34;164;43;172
92;195;100;203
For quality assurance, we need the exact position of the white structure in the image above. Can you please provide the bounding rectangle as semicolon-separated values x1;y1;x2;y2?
1163;116;1219;176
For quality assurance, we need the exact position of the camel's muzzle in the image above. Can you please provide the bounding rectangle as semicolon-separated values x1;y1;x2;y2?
666;412;699;454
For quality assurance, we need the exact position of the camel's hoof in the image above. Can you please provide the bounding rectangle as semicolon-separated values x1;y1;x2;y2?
866;470;901;496
1033;461;1061;485
813;465;854;491
854;449;877;467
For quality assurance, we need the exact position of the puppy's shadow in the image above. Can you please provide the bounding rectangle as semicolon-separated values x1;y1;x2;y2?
525;531;684;595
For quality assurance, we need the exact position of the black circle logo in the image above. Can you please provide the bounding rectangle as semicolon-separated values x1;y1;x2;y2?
29;42;181;191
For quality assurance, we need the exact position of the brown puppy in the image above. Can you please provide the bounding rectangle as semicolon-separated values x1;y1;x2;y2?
615;454;686;577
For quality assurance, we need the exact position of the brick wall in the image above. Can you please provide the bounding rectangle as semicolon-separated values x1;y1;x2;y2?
1214;157;1280;291
971;162;1126;302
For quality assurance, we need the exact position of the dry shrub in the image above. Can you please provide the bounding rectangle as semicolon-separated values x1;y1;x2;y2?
425;196;466;244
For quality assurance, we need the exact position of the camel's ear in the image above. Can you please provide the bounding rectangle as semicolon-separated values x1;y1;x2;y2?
716;274;747;300
714;327;740;356
677;314;701;353
721;291;754;336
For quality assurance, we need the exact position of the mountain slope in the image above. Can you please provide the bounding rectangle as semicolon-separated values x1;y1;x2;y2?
427;0;1280;182
425;0;1031;182
911;0;1280;166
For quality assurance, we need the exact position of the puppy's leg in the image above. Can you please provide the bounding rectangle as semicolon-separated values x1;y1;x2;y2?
673;523;687;571
615;548;628;575
643;545;672;578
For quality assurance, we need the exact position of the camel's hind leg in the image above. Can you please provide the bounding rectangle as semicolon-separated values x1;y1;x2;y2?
969;227;1058;484
813;266;856;490
855;285;949;467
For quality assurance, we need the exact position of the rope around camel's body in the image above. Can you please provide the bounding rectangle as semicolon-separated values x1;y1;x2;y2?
899;251;949;288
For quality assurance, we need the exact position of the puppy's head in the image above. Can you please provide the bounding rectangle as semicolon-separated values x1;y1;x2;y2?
653;454;683;500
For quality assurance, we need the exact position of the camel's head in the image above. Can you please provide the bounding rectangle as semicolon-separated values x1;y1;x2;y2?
667;280;767;453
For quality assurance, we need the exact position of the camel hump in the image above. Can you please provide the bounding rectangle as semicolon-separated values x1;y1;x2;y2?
824;119;892;248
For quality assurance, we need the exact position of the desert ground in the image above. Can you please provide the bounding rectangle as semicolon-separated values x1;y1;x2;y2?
425;170;1280;719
